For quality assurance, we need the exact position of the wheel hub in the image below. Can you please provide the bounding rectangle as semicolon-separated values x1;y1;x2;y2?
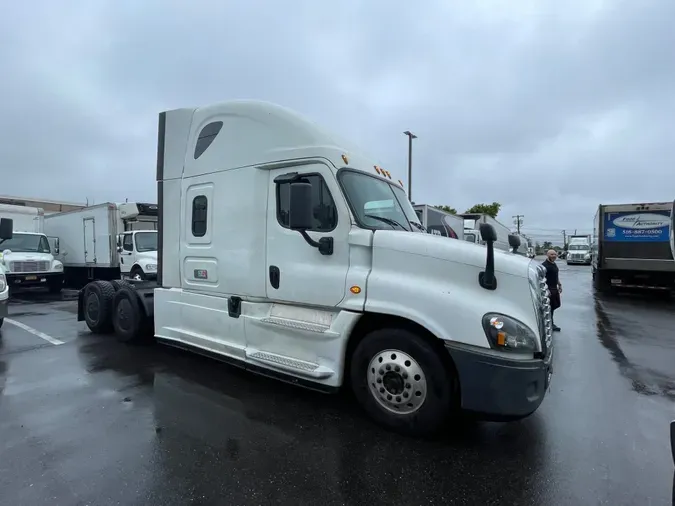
86;293;99;323
367;349;427;415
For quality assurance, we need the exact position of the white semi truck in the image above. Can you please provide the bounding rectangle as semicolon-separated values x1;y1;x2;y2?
566;235;592;265
0;203;64;293
44;202;158;287
76;100;554;435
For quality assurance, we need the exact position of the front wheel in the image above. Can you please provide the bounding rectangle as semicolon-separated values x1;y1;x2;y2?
350;328;457;436
129;267;146;281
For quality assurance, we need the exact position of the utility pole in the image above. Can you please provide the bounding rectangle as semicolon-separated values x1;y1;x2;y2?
562;230;567;246
403;131;417;201
512;215;524;234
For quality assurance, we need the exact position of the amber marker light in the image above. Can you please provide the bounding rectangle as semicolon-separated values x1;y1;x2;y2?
350;285;362;294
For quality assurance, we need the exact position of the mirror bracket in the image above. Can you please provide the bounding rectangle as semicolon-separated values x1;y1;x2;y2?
298;231;333;255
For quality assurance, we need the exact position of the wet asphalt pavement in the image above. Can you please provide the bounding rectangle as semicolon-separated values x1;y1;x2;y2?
1;261;674;506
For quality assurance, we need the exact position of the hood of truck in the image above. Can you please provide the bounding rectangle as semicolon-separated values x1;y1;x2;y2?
136;251;157;262
0;251;54;266
372;230;531;278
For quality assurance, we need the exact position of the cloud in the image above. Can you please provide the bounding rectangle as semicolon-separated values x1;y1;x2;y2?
1;0;674;240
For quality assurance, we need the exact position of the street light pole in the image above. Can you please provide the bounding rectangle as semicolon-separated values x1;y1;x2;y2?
403;130;417;200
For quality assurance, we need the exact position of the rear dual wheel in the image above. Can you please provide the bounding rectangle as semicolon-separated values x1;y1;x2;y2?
350;328;457;436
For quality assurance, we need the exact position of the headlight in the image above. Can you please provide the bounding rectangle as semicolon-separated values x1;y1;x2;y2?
482;313;539;353
146;264;157;271
53;263;63;271
0;274;6;292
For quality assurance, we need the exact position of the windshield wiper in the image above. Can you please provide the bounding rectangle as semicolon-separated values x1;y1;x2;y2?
410;221;426;232
364;214;407;230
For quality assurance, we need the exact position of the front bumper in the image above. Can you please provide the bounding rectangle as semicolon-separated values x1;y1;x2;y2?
6;272;64;287
445;342;553;420
567;257;590;264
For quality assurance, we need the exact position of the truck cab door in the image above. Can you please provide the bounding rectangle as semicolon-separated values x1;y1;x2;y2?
265;164;350;307
119;233;134;275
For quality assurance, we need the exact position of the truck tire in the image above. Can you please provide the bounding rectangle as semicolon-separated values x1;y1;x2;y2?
350;328;457;436
130;266;146;281
111;279;134;292
112;286;150;344
0;318;3;329
83;281;115;333
593;270;611;293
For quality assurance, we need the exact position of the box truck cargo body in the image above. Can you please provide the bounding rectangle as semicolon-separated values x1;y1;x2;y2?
44;202;158;287
592;202;674;292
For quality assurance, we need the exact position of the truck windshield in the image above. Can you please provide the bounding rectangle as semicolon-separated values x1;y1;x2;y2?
339;170;421;231
0;233;50;253
568;244;588;251
135;232;157;252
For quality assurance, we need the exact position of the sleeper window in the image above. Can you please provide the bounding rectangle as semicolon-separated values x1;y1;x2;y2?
194;121;223;159
192;195;208;237
277;175;337;231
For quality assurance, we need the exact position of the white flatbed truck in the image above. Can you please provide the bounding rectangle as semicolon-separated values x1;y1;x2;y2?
77;100;554;435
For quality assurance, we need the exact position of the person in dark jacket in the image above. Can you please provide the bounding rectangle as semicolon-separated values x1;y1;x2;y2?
542;249;562;331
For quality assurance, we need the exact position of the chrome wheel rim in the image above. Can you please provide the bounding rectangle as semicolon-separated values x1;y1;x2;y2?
367;349;427;415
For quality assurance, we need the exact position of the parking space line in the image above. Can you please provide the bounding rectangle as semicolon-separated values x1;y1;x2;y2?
4;318;65;346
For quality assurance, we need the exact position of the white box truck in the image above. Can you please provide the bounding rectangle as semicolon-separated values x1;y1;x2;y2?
43;202;158;287
461;213;515;253
592;202;674;292
0;203;64;293
413;204;464;240
76;100;554;436
566;235;592;265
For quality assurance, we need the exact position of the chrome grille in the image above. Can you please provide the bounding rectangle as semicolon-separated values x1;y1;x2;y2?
9;261;50;273
538;277;553;354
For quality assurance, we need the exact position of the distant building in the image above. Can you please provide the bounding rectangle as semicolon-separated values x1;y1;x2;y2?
0;194;87;214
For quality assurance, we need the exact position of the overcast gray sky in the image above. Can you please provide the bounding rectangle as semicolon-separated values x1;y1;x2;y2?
1;0;674;244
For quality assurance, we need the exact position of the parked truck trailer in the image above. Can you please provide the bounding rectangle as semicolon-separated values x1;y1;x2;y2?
592;202;674;293
413;205;464;240
73;100;554;436
43;202;158;288
0;203;64;293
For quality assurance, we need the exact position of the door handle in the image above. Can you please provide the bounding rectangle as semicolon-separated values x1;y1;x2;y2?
269;265;280;289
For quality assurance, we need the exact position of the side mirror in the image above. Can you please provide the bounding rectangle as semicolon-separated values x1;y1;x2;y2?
478;223;497;290
508;234;521;252
479;223;497;242
286;181;333;256
0;218;13;240
288;182;314;230
117;246;123;253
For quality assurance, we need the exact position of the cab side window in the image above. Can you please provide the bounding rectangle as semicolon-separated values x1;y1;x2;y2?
122;234;134;252
276;175;337;231
192;195;208;237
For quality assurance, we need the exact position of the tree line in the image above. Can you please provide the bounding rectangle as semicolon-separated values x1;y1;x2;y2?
433;202;501;218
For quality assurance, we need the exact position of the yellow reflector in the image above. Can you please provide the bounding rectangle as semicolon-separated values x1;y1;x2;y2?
341;154;349;164
350;285;362;294
374;166;381;174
